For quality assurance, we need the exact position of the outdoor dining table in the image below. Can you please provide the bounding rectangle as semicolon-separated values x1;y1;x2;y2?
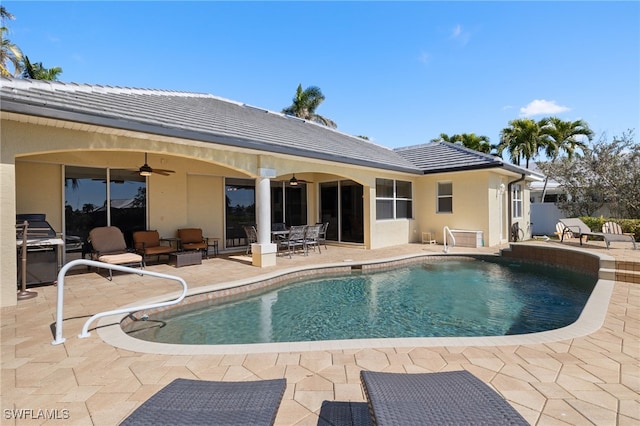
270;229;289;243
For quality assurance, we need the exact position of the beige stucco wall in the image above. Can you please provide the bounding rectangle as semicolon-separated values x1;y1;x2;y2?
1;115;534;307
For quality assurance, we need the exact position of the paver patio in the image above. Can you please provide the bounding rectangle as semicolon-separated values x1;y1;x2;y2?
1;241;639;425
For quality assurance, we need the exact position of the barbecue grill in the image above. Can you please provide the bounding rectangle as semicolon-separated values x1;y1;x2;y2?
16;214;63;286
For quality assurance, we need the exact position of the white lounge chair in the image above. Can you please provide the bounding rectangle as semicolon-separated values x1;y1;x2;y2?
559;218;636;250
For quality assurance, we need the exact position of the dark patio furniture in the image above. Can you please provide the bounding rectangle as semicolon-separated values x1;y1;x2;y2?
177;228;209;258
360;370;528;425
120;378;286;426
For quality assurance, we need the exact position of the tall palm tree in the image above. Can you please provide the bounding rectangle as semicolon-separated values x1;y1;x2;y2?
0;6;23;77
21;56;63;80
538;117;594;201
497;118;546;168
282;84;337;128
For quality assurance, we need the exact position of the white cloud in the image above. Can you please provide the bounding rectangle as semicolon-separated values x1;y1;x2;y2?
519;99;570;117
450;24;470;46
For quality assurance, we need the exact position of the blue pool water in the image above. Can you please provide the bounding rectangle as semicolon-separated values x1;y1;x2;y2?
124;259;597;345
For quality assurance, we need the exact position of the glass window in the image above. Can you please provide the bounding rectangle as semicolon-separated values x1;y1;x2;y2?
512;184;523;218
376;178;394;198
376;178;412;220
437;182;453;213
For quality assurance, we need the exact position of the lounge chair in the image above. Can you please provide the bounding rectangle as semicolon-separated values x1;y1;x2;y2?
360;370;528;426
177;228;209;258
88;226;143;280
559;218;636;250
132;230;175;267
120;378;286;426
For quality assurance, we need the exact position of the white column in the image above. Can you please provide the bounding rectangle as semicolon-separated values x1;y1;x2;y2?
252;169;277;267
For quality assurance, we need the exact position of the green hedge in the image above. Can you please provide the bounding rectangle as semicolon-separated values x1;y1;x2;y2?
580;216;640;241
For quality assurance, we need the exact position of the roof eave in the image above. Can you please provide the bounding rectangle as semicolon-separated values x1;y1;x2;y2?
1;100;422;175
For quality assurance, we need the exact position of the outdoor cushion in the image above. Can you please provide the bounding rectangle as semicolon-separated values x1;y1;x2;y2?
120;378;286;426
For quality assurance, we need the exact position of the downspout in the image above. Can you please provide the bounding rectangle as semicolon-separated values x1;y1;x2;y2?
507;174;527;242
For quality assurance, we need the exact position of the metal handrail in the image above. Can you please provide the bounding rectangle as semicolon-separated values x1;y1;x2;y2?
443;226;456;253
52;259;188;345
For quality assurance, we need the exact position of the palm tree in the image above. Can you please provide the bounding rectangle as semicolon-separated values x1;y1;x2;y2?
282;84;337;128
457;133;494;154
497;118;546;168
0;6;23;77
431;132;495;154
538;117;594;201
21;56;63;80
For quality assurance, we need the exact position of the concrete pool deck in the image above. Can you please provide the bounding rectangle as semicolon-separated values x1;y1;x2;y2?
2;240;639;425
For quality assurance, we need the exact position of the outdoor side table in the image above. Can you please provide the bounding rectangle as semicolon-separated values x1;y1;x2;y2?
169;251;202;267
206;237;220;257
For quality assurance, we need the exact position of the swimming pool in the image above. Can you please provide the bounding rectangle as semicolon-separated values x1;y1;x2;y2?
123;258;597;345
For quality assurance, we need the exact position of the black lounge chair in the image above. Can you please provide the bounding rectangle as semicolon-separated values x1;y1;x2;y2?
360;370;529;425
120;378;286;426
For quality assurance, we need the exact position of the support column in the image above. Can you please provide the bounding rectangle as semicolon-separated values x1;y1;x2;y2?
252;169;277;267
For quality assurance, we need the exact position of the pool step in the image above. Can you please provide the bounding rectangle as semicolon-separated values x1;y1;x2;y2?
613;260;640;284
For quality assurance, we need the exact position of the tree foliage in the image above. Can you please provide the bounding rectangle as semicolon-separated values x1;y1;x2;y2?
282;84;337;128
1;7;62;80
430;132;495;154
538;131;640;218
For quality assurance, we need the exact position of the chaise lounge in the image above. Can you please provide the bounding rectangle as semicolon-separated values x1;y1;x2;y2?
360;370;528;425
120;378;286;426
559;218;636;250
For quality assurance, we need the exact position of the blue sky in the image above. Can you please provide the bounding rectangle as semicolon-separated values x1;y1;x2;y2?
4;1;639;155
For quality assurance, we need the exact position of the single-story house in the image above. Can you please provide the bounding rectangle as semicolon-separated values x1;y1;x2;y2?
1;77;542;307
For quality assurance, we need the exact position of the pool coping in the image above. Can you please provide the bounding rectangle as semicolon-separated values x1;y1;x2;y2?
96;247;616;355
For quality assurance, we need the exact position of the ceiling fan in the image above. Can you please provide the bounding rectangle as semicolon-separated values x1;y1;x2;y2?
137;153;175;177
288;174;311;186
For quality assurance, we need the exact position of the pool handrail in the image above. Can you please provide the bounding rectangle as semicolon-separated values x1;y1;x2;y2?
443;226;456;253
51;259;188;345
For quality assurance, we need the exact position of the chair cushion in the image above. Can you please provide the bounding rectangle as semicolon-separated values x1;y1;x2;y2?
178;228;203;244
182;242;206;251
90;226;127;254
133;230;161;249
98;252;142;265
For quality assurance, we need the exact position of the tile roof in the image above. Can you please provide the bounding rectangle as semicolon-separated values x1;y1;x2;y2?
0;78;420;173
394;141;536;176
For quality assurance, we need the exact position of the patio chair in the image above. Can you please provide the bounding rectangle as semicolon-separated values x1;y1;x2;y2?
360;370;528;426
132;230;175;267
277;225;306;258
120;378;286;426
304;223;323;253
559;218;636;250
177;228;209;259
243;225;258;254
317;222;329;249
88;226;143;280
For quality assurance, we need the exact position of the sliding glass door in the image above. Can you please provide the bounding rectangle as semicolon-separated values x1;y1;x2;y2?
64;166;146;257
319;180;363;244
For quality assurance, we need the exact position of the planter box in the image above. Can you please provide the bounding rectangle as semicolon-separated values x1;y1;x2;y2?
169;251;202;267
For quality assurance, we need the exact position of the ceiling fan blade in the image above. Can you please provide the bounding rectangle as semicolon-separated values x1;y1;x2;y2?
153;170;172;176
153;168;175;174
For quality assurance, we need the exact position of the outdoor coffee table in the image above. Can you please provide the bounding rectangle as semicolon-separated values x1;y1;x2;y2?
169;251;202;267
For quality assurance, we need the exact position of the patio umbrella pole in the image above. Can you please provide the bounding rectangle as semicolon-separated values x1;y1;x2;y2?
17;220;37;300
